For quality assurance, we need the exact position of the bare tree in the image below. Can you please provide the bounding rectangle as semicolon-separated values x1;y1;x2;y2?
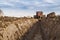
0;9;4;16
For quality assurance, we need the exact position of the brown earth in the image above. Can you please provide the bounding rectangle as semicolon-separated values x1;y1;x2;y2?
0;16;60;40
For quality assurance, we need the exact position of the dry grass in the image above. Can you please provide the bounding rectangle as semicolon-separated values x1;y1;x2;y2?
0;16;38;40
0;15;60;40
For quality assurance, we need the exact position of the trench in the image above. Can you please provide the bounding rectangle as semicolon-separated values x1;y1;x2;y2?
0;18;60;40
21;18;60;40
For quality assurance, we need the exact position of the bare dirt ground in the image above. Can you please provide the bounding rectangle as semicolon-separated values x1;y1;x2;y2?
21;16;60;40
0;16;60;40
0;16;38;40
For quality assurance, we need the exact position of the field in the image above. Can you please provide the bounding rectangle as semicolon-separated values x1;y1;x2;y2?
0;16;38;40
0;15;60;40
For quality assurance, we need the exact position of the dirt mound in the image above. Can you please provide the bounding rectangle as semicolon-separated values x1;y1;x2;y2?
0;16;60;40
21;16;60;40
0;16;38;40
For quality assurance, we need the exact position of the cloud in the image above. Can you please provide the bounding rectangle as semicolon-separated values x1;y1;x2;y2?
2;9;35;17
0;0;60;9
0;0;60;17
43;0;55;3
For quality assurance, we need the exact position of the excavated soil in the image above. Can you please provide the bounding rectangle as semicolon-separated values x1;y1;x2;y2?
0;16;60;40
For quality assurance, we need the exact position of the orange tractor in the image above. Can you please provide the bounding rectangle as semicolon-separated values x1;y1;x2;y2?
34;11;45;20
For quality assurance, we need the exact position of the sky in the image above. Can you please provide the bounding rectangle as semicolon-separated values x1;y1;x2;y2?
0;0;60;17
